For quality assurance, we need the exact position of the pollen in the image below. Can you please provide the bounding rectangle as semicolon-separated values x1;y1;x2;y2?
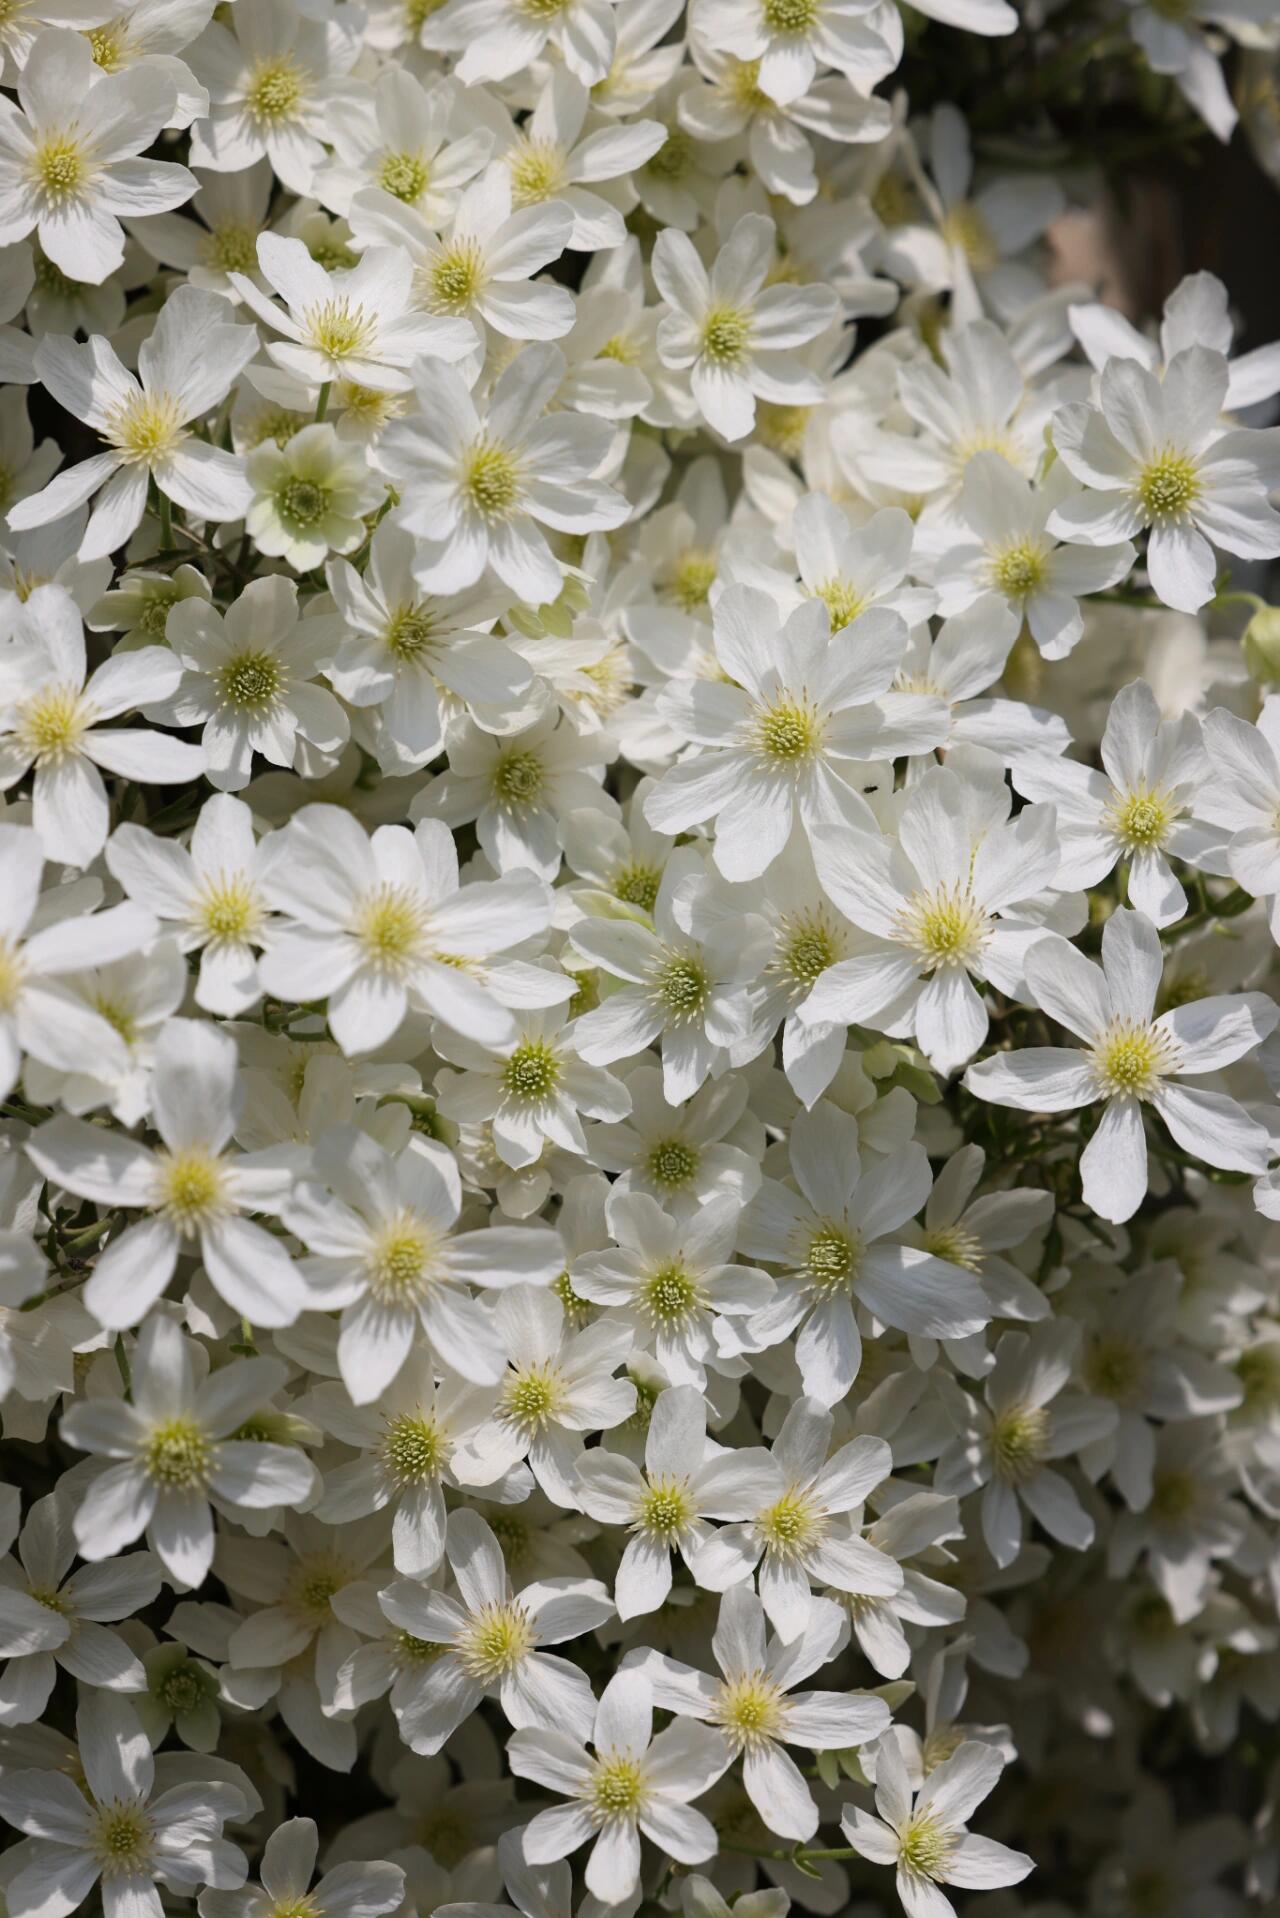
804;1224;858;1291
105;396;187;464
647;1138;699;1189
612;860;662;910
378;150;430;203
922;1223;984;1272
762;0;819;28
367;1217;434;1299
305;299;375;360
502;1367;563;1427
815;577;865;631
16;685;88;761
353;883;428;971
727;58;768;109
700;304;752;365
32;135;87;199
1106;784;1174;850
426;240;486;311
462;441;521;519
381;1412;446;1483
502;1039;562;1101
384;604;438;660
396;1630;447;1666
898;1811;954;1878
458;1600;533;1679
91;1801;155;1874
246;57;305;124
642;1261;701;1325
990;1402;1050;1483
143;1418;213;1490
218;651;282;711
672;549;718;610
637;1475;692;1537
283;1556;348;1621
754;698;821;765
275;478;333;528
196;876;262;941
713;1672;785;1747
157;1150;226;1229
509;139;567;205
590;1755;646;1817
1085;1334;1143;1402
757;1489;821;1555
655;952;710;1022
206;223;260;275
647;127;692;180
898;885;989;970
1137;450;1198;520
491;747;545;806
779;914;837;986
1089;1018;1176;1097
991;537;1046;599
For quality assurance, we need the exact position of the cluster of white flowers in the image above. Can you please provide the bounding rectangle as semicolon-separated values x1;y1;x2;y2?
0;2;1279;1917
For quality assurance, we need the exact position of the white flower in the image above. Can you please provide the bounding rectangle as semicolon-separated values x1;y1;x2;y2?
509;1667;732;1903
198;1817;404;1918
1049;346;1280;615
1014;680;1217;927
584;1062;763;1215
374;346;629;605
493;71;668;252
435;1005;630;1171
281;1125;562;1400
1199;698;1280;940
733;1103;991;1405
105;795;281;1017
317;68;493;227
0;585;204;868
378;1508;615;1750
257;804;549;1053
570;1187;773;1388
427;0;623;87
624;1584;889;1838
964;908;1278;1223
418;714;617;881
58;1316;316;1586
842;1734;1033;1918
231;234;473;395
26;1017;307;1330
574;1383;779;1617
10;289;257;557
0;29;195;282
245;421;384;571
690;0;901;106
645;585;948;881
652;213;840;441
0;1692;249;1918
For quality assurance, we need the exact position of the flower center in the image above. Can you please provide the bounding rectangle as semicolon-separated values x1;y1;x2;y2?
590;1755;647;1818
17;685;89;761
655;952;710;1022
990;1402;1050;1483
246;57;304;124
32;135;87;200
91;1802;154;1875
612;860;662;910
898;885;989;970
647;1137;699;1189
1137;450;1198;520
367;1216;435;1301
727;57;768;108
396;1631;447;1667
378;149;429;202
510;139;567;204
804;1224;858;1292
898;1811;955;1879
921;1223;984;1272
426;240;486;311
1089;1019;1175;1097
491;746;545;806
218;650;282;711
305;299;375;360
991;537;1046;599
502;1039;562;1101
458;1600;533;1679
713;1672;786;1747
753;698;821;766
700;304;752;365
1106;784;1174;849
939;200;998;271
778;914;837;988
275;479;332;528
381;1412;446;1482
1084;1335;1143;1402
462;440;521;519
762;0;818;29
637;1475;693;1538
1150;1469;1197;1521
814;577;864;630
144;1418;213;1489
672;548;717;610
105;395;187;464
207;223;260;274
384;604;438;660
283;1555;349;1621
353;883;428;972
647;126;691;180
157;1149;226;1229
502;1366;564;1428
196;875;262;941
641;1260;702;1325
757;1489;822;1556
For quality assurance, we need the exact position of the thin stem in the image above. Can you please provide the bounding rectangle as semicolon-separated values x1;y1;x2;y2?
115;1333;133;1402
315;381;331;423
